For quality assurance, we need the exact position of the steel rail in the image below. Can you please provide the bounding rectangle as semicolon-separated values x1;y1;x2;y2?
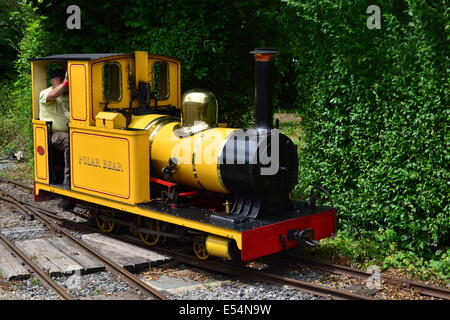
0;194;35;221
0;178;33;191
0;232;75;300
296;257;450;300
0;190;168;300
152;248;375;300
78;230;374;300
0;194;89;227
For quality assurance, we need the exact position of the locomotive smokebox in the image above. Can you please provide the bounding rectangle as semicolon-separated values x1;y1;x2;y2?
250;48;279;130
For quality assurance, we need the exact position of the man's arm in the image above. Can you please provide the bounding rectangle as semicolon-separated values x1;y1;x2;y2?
46;72;69;102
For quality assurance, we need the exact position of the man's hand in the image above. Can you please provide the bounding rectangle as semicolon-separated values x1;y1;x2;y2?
63;71;69;87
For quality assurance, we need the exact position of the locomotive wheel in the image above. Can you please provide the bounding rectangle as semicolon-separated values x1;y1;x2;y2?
193;236;209;260
136;216;161;246
95;207;117;233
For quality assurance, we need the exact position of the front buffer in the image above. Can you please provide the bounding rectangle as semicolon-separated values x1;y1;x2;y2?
240;206;336;261
143;200;337;262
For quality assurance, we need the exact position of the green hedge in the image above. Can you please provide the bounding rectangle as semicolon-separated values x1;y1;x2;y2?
281;0;449;256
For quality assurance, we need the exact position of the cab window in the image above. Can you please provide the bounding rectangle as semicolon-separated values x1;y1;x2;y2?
153;61;169;100
103;62;122;102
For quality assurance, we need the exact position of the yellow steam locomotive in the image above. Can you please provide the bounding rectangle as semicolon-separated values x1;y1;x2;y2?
30;49;336;261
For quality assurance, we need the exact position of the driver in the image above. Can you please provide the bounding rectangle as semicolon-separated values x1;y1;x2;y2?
39;68;70;185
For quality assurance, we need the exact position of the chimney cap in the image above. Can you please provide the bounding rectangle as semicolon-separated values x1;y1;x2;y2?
249;48;279;55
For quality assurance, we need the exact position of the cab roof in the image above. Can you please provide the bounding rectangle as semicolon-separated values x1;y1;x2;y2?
29;53;130;61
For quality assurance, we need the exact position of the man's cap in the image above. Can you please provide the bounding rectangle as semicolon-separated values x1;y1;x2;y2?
50;68;65;79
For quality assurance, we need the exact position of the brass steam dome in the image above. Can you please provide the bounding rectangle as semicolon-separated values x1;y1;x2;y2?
177;89;218;136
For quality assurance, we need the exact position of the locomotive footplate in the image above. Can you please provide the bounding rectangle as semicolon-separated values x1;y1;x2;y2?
35;183;335;262
137;201;337;261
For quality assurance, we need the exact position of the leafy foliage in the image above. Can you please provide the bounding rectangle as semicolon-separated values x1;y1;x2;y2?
0;3;44;158
0;0;22;80
281;0;449;257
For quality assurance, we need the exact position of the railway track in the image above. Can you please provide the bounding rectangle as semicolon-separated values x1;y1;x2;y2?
0;178;33;191
294;257;450;300
1;178;448;300
0;231;74;300
1;197;369;300
0;180;371;300
0;184;167;300
154;248;375;300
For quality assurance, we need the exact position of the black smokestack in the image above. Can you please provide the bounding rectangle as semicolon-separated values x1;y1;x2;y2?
249;48;279;130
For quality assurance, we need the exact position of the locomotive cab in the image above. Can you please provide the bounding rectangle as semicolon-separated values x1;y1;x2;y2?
30;52;181;195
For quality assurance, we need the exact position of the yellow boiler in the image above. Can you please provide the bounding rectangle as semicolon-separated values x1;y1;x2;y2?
128;89;238;194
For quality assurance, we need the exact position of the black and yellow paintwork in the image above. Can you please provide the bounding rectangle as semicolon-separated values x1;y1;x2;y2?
30;51;337;261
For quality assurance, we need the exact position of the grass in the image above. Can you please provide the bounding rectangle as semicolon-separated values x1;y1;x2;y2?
0;159;34;183
300;231;449;286
30;277;40;286
0;80;33;162
275;111;303;145
0;118;32;161
277;111;306;201
0;81;34;184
